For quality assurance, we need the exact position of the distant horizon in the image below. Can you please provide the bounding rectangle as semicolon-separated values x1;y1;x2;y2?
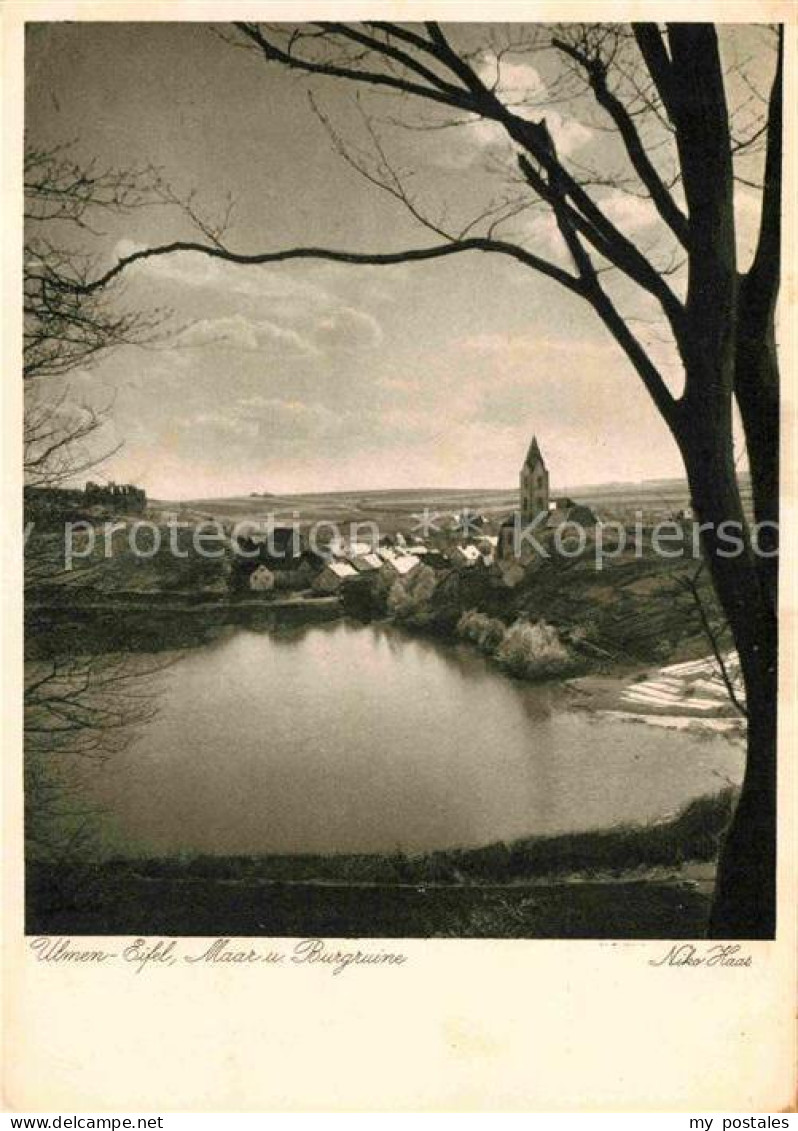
148;472;709;506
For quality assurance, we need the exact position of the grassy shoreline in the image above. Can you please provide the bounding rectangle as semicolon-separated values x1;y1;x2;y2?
27;790;735;938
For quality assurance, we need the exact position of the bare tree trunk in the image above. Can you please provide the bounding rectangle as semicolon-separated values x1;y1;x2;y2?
656;26;777;937
735;283;780;611
710;653;777;939
678;411;777;938
734;26;781;613
707;132;779;939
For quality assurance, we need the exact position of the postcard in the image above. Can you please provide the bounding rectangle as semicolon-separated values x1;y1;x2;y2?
3;1;796;1112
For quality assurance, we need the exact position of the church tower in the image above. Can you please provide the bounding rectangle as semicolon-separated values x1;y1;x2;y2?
520;436;549;520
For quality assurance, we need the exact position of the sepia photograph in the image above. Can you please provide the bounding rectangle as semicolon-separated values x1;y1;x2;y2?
21;15;782;947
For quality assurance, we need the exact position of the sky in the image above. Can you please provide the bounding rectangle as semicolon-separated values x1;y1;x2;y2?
24;22;774;499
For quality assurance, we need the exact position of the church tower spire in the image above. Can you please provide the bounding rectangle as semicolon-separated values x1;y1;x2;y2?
520;435;549;520
525;435;544;468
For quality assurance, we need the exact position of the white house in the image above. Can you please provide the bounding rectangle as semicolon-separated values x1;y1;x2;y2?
313;560;359;593
381;553;422;583
451;544;483;569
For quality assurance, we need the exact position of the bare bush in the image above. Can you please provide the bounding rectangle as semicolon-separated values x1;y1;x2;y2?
456;610;506;654
495;619;575;680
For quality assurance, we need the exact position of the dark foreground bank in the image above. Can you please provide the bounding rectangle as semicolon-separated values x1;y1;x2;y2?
27;790;733;938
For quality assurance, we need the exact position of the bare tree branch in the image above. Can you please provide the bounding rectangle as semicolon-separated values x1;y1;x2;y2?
551;32;689;246
72;234;586;299
746;26;782;305
234;21;476;112
229;22;687;341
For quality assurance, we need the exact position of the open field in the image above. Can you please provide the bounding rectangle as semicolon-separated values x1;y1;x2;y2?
152;486;523;534
151;474;752;535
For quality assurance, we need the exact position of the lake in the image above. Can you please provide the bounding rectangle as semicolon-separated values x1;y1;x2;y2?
66;618;746;858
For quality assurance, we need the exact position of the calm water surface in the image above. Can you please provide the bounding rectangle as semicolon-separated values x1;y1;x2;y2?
83;620;745;857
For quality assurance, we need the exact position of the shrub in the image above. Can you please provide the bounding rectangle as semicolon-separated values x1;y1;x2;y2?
495;619;574;679
456;609;506;654
388;564;438;623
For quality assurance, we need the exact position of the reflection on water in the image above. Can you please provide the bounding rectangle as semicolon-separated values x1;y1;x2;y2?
64;619;746;858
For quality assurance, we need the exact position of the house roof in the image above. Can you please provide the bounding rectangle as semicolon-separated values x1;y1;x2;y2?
325;561;358;579
350;553;383;572
388;554;421;576
344;542;376;559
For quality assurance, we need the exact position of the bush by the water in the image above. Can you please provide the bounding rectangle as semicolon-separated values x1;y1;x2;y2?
388;564;438;625
496;619;574;678
456;610;506;654
457;611;576;679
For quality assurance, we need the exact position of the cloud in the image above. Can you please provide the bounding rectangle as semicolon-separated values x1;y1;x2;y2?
492;183;666;266
453;329;671;436
428;55;593;172
476;53;546;102
240;395;341;439
473;107;593;159
544;110;594;158
519;211;570;262
180;395;343;447
311;307;383;353
378;374;424;394
178;305;384;358
176;315;315;356
598;191;659;235
113;242;385;355
461;332;617;362
187;410;259;440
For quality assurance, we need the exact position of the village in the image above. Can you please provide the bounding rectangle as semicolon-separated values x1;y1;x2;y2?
26;434;715;679
232;436;601;601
